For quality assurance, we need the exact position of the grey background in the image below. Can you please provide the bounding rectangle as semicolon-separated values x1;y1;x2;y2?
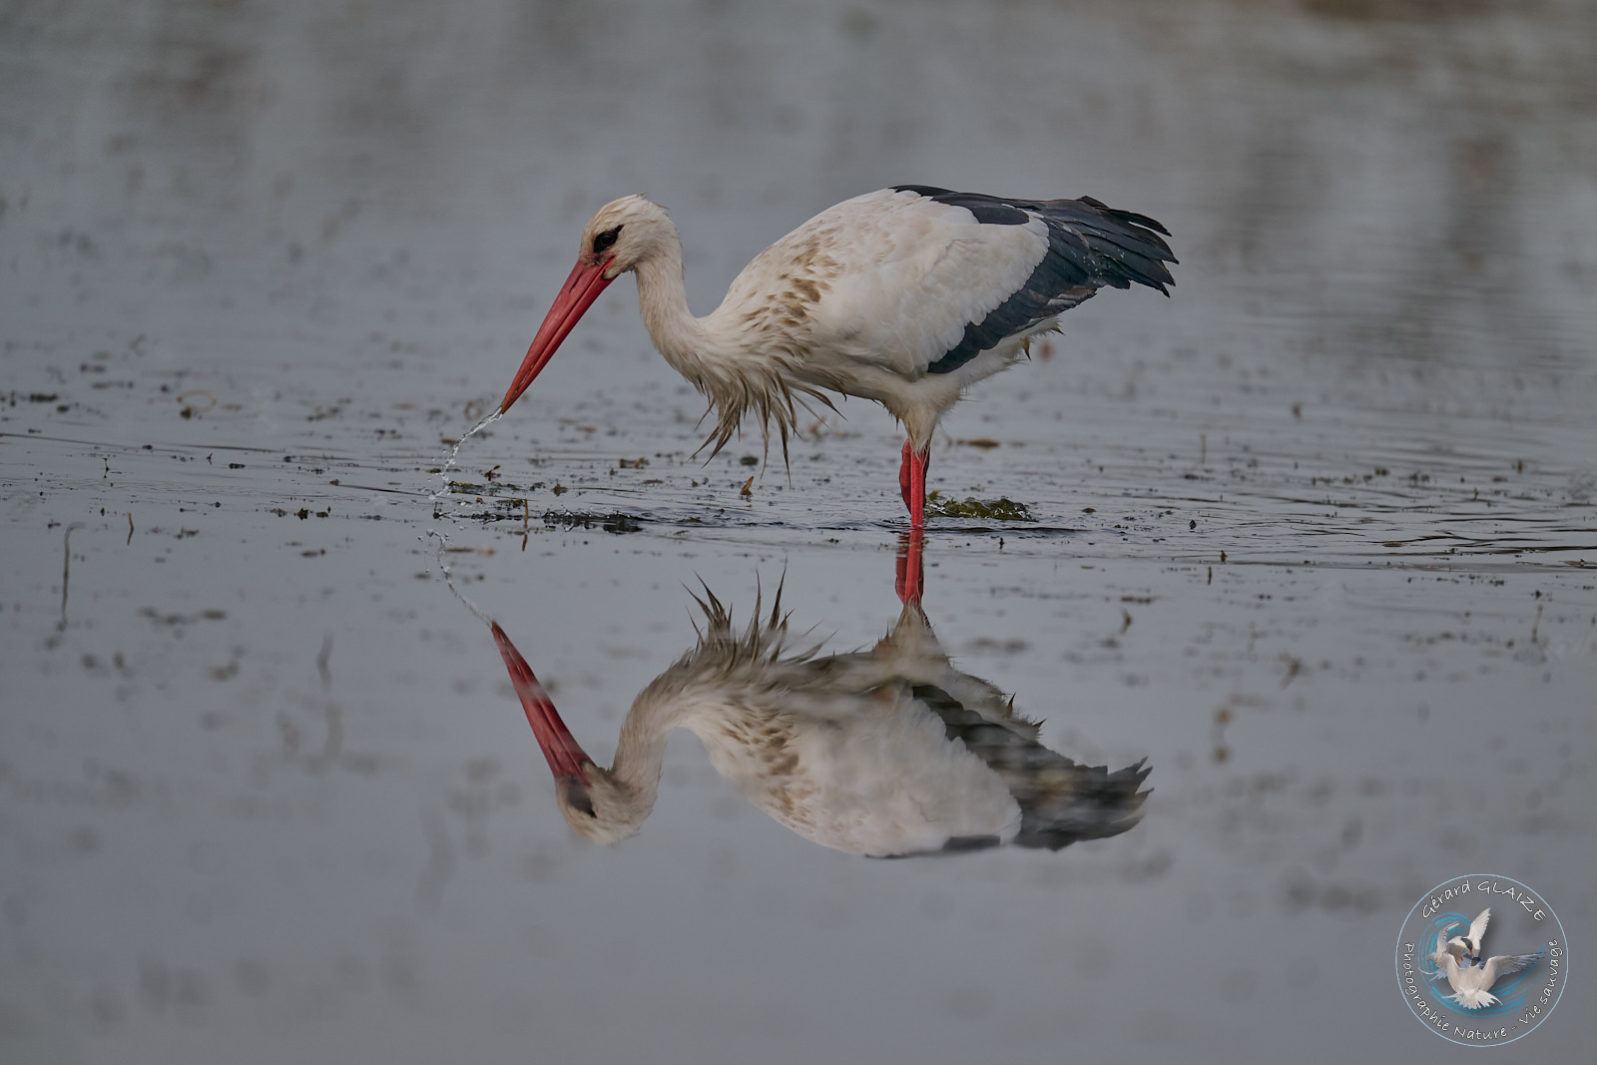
2;1;1594;1062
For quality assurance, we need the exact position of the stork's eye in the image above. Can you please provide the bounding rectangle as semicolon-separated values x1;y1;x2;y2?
562;779;596;817
592;225;622;254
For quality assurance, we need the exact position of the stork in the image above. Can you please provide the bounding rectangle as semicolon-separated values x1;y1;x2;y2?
498;186;1176;526
490;544;1152;856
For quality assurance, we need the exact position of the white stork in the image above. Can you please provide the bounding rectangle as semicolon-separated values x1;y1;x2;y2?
491;551;1151;857
498;186;1177;526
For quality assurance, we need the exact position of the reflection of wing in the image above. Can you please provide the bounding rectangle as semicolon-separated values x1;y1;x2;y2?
911;681;1151;850
1481;952;1539;987
1468;908;1492;951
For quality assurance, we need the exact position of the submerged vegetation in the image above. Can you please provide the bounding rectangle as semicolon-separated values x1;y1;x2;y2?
924;492;1036;522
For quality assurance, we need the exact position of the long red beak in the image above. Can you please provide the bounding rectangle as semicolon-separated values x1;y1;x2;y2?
491;622;591;783
499;258;616;414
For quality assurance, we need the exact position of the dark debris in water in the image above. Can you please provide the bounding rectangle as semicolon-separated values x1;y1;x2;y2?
451;501;644;534
541;510;645;534
925;492;1036;522
447;479;546;496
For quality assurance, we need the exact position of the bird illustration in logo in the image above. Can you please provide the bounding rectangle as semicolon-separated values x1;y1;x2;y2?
1445;908;1492;962
1428;907;1541;1009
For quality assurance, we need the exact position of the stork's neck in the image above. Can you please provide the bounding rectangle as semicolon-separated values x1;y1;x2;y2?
605;700;677;819
632;236;814;459
600;626;780;825
633;237;725;389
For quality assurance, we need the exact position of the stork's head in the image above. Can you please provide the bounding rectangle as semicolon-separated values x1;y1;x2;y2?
499;195;675;414
578;195;675;280
552;765;650;846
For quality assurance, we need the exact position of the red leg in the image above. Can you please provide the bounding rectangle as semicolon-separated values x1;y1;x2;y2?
894;528;925;608
898;441;931;528
908;445;929;529
899;440;914;513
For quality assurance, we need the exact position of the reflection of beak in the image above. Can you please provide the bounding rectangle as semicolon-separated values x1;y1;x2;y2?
491;622;592;784
499;258;616;414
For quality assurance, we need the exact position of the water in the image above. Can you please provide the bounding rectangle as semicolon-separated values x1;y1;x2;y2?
2;1;1595;1062
430;408;501;508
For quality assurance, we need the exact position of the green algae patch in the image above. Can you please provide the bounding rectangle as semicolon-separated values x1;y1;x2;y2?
925;492;1036;522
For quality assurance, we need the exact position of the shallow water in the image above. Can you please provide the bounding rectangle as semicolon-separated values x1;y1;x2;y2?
3;0;1595;1061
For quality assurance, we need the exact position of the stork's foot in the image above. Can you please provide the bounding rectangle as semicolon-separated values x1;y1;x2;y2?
898;441;931;529
895;529;925;609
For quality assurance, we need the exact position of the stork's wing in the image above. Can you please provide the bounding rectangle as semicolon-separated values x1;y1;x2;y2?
891;188;1176;377
730;188;1175;383
1481;952;1540;987
1468;908;1492;950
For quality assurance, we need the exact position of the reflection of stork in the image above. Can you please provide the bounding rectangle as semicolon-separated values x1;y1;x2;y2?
497;187;1175;527
492;537;1150;856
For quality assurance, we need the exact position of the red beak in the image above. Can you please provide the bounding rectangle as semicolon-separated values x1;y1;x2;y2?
491;622;591;783
499;258;616;414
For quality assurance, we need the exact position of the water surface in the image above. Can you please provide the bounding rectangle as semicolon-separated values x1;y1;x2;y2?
2;1;1594;1062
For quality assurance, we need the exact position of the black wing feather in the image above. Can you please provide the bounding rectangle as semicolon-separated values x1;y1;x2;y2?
893;186;1178;375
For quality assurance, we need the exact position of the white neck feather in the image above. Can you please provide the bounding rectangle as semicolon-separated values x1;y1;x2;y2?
631;235;823;461
607;700;676;810
633;236;722;387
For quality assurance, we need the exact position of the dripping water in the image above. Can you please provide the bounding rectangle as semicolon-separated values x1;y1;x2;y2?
426;528;494;627
429;407;502;511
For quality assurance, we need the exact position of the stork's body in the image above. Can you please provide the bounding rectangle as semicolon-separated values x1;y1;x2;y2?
499;186;1177;526
493;577;1150;856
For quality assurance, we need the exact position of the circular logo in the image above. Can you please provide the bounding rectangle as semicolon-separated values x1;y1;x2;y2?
1394;874;1567;1047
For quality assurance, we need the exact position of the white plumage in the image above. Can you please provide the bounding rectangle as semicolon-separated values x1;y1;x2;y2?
498;186;1176;525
